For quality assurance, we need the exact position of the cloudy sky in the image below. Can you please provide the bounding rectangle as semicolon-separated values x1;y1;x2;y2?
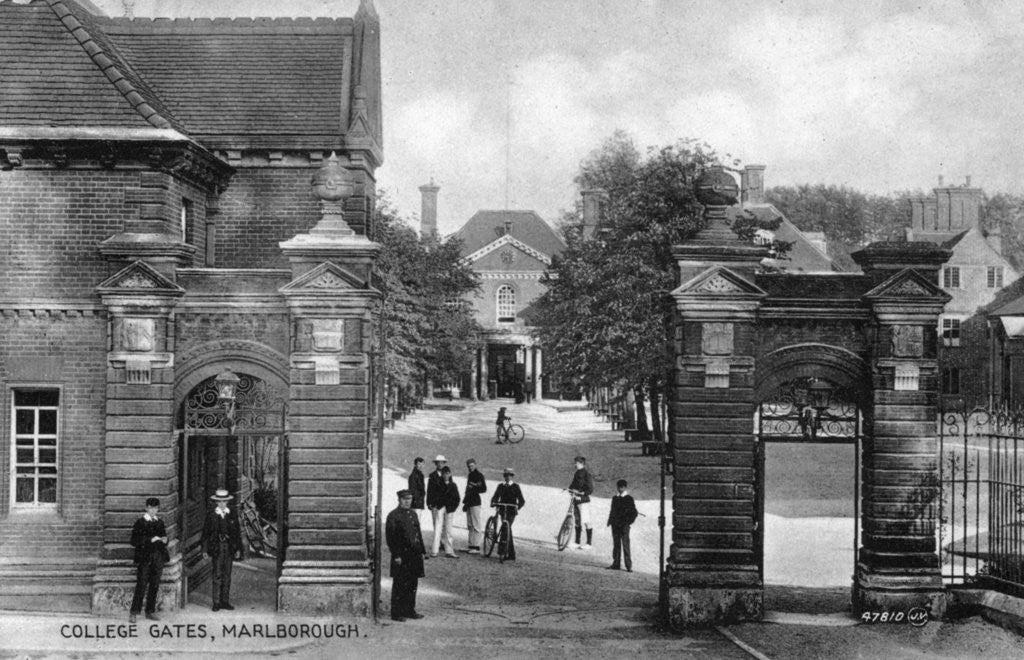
95;0;1024;236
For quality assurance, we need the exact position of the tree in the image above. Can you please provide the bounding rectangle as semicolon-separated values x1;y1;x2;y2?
374;195;481;406
765;184;912;269
532;134;727;440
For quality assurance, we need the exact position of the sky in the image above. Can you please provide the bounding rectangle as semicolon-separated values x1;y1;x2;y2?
93;0;1024;236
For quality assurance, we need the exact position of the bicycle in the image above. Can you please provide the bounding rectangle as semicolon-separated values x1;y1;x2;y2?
483;503;518;562
556;489;583;551
495;416;525;444
240;495;278;559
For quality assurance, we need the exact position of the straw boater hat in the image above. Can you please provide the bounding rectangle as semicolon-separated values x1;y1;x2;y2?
434;454;447;463
210;488;233;502
503;467;515;476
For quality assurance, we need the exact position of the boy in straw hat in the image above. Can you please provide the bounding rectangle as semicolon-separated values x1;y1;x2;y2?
202;488;244;611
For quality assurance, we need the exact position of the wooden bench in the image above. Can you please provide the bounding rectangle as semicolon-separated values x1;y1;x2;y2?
641;440;665;456
624;429;650;442
612;419;630;431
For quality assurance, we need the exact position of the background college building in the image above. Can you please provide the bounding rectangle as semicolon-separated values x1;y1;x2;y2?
1;0;384;615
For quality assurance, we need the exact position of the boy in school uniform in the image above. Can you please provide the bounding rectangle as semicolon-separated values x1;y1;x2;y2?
606;479;639;571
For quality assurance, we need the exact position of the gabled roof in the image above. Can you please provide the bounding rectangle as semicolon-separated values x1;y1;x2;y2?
729;204;840;273
453;210;565;260
100;16;356;149
0;0;182;130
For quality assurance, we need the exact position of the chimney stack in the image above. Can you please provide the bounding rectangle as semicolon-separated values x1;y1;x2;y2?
741;164;766;205
581;189;608;239
418;179;440;241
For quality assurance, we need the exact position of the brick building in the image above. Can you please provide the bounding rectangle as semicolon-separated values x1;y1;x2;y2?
1;0;383;615
451;205;565;399
905;178;1018;406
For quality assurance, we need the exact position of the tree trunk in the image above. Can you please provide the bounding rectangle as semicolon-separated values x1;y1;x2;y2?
650;383;664;443
634;385;650;434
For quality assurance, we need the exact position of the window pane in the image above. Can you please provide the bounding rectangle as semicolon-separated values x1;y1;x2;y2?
39;466;57;475
38;437;56;446
38;409;57;434
16;448;34;464
15;410;35;434
39;448;56;465
14;390;58;406
15;478;35;503
38;479;57;503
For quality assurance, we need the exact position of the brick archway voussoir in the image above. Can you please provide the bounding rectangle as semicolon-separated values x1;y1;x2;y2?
756;343;870;404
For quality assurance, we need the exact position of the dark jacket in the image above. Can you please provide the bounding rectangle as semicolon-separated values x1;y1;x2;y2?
408;467;426;510
462;469;487;510
607;493;639;528
130;515;170;564
490;482;525;510
202;506;244;558
426;469;446;509
386;506;425;578
441;480;461;514
569;468;594;503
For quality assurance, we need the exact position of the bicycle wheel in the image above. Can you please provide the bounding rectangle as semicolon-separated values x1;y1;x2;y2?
482;516;498;557
497;521;511;563
556;513;574;551
507;424;525;444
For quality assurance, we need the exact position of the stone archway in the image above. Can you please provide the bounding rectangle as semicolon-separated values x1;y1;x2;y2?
666;171;952;628
174;357;289;611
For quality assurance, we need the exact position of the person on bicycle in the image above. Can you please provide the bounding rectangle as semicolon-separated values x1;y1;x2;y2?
490;468;525;560
569;456;594;550
495;407;508;444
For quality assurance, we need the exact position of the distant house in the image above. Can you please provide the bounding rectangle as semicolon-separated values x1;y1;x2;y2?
906;178;1018;406
416;184;565;400
454;209;565;399
731;164;841;274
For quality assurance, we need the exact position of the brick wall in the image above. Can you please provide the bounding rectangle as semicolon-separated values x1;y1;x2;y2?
216;168;320;268
0;310;107;557
0;169;139;297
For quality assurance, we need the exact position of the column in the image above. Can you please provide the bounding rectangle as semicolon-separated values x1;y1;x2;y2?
480;345;490;400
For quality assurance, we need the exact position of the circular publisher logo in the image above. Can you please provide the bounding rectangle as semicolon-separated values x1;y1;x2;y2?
908;607;929;627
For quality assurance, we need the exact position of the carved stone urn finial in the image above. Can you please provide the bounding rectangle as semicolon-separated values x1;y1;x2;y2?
309;152;355;236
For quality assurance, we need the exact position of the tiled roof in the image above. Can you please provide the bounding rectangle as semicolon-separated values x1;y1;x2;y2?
756;273;871;300
0;0;179;130
453;210;566;259
101;17;354;149
729;204;840;273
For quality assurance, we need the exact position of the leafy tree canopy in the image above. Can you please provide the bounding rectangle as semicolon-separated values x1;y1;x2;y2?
374;195;482;392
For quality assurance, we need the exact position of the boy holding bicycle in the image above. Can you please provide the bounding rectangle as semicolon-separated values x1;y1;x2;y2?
569;456;594;550
490;468;525;560
495;407;508;444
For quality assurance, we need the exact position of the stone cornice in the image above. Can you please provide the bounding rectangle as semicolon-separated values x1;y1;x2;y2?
464;234;552;266
478;272;545;280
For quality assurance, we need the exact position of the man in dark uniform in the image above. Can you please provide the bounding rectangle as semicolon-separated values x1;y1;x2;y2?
606;479;639;571
408;456;426;528
385;489;426;622
202;488;244;611
129;497;169;623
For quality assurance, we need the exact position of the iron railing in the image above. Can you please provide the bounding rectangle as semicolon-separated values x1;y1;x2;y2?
939;405;1024;597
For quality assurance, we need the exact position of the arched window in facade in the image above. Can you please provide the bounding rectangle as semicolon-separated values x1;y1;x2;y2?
496;284;516;323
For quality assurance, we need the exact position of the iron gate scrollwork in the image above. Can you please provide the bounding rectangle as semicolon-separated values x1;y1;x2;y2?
185;374;286;431
758;377;859;442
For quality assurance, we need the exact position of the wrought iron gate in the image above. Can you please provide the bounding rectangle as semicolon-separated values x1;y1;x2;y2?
756;378;863;581
939;405;1024;597
177;374;288;606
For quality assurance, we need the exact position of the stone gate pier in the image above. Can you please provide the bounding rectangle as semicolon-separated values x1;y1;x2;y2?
666;168;952;627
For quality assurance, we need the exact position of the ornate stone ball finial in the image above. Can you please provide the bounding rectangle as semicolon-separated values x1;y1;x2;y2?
694;166;740;207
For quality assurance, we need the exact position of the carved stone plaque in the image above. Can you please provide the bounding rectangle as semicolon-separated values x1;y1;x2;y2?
702;322;734;356
122;318;155;352
891;325;924;358
312;319;344;352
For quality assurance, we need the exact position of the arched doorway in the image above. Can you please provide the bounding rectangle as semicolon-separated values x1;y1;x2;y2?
176;372;288;611
755;375;864;615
